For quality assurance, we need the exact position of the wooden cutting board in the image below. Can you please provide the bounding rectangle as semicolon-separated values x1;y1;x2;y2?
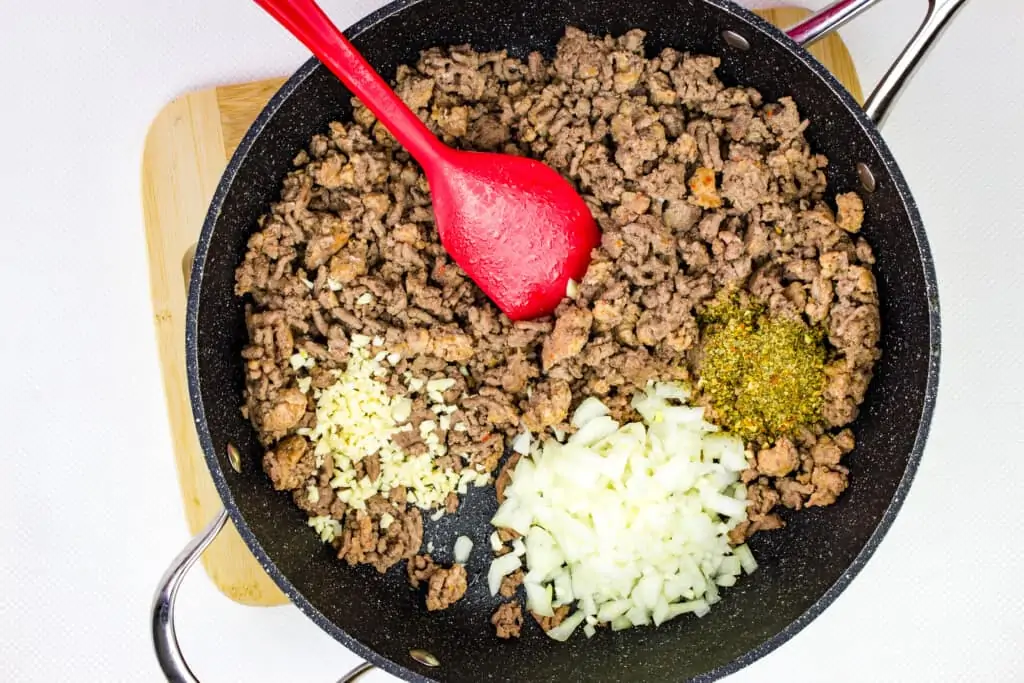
141;7;863;607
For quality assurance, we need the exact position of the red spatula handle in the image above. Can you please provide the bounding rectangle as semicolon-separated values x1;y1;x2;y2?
254;0;447;167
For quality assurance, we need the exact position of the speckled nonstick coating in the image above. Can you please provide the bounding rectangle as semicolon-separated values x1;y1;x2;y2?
185;0;940;680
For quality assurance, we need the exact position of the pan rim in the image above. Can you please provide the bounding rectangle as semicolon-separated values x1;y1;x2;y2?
185;1;941;680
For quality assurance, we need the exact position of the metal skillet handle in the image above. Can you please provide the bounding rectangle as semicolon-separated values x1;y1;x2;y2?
785;0;970;127
151;509;373;683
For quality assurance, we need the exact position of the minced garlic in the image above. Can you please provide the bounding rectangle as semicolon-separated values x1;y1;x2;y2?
306;343;487;518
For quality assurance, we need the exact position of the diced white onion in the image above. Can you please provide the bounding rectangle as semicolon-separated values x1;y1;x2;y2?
487;553;522;596
545;610;587;642
511;431;532;455
453;535;473;564
525;581;554;617
734;543;758;574
487;382;757;641
571;396;610;428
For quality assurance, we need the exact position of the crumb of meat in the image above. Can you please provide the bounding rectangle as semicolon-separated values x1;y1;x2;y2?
532;604;571;632
499;569;524;598
425;563;468;611
688;167;722;209
836;192;864;233
257;388;308;442
262;435;314;491
756;437;798;478
495;452;522;504
491;602;524;639
807;465;849;507
521;379;572;433
542;306;593;371
496;527;521;543
406;554;437;589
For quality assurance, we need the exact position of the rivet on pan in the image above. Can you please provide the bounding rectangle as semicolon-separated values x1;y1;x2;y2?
227;443;242;473
857;162;877;193
409;649;440;667
722;30;751;51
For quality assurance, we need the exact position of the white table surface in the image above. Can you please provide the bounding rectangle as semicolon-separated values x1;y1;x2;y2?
1;0;1022;681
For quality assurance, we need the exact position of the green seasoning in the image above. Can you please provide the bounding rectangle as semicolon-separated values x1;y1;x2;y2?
698;297;826;443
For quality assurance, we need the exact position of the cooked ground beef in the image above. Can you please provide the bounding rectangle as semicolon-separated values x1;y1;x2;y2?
336;495;423;574
495;451;522;504
406;553;437;589
425;563;468;611
491;602;524;639
240;26;881;583
405;554;468;610
499;569;524;598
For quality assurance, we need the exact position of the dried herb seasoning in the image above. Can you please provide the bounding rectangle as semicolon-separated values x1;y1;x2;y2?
698;296;826;443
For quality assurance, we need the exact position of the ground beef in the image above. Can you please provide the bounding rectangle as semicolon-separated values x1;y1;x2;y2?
425;563;468;611
236;26;881;573
495;451;522;504
406;554;437;589
336;496;422;573
406;555;468;610
499;569;524;598
262;435;315;491
756;437;798;478
731;428;857;539
491;602;524;639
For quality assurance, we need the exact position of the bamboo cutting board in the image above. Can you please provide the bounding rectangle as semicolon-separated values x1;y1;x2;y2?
141;7;863;607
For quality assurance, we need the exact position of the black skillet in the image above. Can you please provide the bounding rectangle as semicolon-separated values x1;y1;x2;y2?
154;0;962;680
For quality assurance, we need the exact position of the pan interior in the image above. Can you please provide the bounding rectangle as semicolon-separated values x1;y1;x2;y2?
189;0;935;680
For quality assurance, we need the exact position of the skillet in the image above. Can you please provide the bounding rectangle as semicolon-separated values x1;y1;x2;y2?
154;0;960;680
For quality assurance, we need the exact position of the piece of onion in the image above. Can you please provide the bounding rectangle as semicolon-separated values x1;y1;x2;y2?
511;431;532;455
453;535;473;564
487;553;521;596
734;543;758;574
525;581;554;617
571;396;610;428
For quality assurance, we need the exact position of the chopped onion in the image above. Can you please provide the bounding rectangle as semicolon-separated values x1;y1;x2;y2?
525;581;554;617
487;553;521;596
453;535;473;564
552;570;574;606
487;382;757;640
583;623;597;638
611;616;632;631
546;610;587;642
512;538;527;557
734;543;758;574
511;431;532;455
571;397;610;428
489;531;502;552
568;416;620;448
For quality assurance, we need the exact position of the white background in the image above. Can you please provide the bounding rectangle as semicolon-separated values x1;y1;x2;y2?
1;0;1022;681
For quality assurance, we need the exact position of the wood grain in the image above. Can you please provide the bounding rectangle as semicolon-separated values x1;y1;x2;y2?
140;6;861;607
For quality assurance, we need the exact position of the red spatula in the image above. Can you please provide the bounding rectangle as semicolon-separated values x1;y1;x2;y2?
254;0;600;320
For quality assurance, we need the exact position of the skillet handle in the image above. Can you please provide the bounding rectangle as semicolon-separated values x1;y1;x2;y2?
151;509;374;683
784;0;970;127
